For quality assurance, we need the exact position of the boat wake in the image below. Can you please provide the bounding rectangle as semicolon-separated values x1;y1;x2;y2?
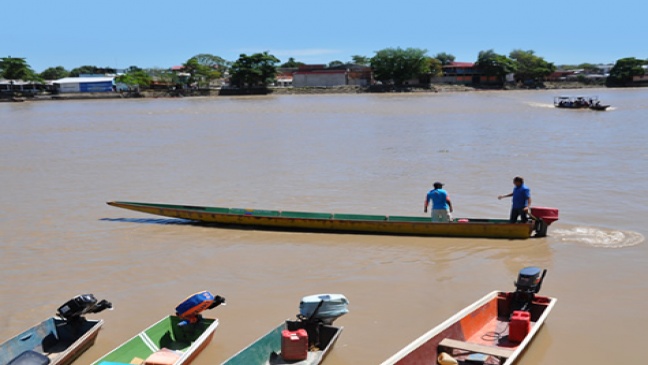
551;227;644;248
527;102;555;109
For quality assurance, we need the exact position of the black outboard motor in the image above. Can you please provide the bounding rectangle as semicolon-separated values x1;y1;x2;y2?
57;294;112;322
511;267;546;315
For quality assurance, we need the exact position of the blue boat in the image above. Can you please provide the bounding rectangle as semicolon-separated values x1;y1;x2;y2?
0;294;112;365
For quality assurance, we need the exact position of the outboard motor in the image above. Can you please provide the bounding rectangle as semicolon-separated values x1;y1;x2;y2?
298;294;349;325
57;294;112;321
529;207;559;237
511;267;546;315
175;290;225;326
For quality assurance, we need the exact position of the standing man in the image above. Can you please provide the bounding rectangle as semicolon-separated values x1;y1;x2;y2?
424;182;454;222
498;176;532;223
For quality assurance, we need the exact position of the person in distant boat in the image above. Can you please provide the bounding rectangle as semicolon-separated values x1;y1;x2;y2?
498;176;532;223
424;182;453;222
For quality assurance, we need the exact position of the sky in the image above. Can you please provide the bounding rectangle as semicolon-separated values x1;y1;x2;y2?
4;0;647;72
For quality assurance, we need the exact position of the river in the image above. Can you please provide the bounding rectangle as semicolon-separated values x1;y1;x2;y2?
1;88;646;364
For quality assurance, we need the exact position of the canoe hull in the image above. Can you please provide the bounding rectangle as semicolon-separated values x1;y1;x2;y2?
92;315;218;365
0;318;104;365
222;320;342;365
107;201;535;239
381;291;557;365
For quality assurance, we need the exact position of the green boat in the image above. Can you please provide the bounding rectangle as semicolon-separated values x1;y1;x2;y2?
92;291;225;365
222;294;348;365
107;201;559;239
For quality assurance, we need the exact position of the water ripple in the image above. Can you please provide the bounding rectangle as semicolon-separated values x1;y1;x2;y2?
552;227;644;248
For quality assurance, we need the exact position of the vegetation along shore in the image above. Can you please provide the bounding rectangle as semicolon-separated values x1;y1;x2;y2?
1;48;647;101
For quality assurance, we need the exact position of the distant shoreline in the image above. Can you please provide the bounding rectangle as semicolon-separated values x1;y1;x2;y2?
1;82;614;102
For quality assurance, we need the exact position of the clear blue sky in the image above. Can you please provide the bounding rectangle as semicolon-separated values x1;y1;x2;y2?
4;0;647;72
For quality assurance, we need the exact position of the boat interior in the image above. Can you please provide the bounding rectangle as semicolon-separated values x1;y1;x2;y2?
435;292;552;365
223;320;340;365
0;318;98;364
95;316;214;364
111;202;512;224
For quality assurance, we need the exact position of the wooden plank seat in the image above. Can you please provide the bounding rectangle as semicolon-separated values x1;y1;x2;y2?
438;338;514;360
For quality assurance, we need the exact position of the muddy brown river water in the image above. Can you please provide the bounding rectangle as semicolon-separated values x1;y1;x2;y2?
1;89;646;364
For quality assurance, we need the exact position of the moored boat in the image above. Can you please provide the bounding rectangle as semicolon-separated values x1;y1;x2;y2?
92;291;225;365
222;294;348;365
106;201;559;239
381;267;556;365
0;294;112;365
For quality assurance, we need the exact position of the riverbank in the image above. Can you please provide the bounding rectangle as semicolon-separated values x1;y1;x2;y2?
0;81;613;102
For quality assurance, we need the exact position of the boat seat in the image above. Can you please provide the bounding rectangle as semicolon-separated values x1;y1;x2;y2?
143;348;181;365
7;351;51;365
438;338;514;360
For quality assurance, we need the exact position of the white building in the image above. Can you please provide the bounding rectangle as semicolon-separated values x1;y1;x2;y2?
53;77;115;93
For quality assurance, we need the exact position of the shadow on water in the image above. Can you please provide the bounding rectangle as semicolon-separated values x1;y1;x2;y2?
100;217;193;225
100;217;268;233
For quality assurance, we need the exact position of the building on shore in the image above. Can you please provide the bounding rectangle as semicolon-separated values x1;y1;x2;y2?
0;79;43;95
275;67;296;87
292;64;372;87
433;62;500;85
53;76;115;93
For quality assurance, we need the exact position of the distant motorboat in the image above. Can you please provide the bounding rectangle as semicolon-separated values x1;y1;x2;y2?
554;96;610;111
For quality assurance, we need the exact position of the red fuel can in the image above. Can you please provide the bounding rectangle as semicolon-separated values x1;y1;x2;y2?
281;329;309;361
509;310;531;343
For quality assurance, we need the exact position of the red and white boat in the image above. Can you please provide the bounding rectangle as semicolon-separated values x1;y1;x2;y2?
381;267;557;365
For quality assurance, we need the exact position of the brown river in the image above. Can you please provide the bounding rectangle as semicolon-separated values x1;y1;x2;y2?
1;89;647;364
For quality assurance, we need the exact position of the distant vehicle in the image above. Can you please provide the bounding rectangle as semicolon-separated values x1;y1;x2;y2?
554;96;610;111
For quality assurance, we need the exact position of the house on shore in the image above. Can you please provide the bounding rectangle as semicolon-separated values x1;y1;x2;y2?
292;64;372;87
275;67;297;87
433;62;500;85
0;79;43;95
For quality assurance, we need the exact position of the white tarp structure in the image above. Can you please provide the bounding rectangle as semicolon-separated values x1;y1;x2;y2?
53;77;115;93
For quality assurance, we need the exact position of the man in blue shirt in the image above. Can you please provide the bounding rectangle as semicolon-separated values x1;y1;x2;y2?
498;176;532;223
424;182;454;222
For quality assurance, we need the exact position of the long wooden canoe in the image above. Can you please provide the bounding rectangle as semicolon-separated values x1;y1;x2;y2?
106;201;552;239
221;320;342;365
0;317;104;365
380;291;557;365
91;316;218;365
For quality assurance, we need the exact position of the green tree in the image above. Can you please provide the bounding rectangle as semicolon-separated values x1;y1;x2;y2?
370;47;430;86
509;49;555;84
577;63;603;74
40;66;69;80
474;50;517;84
69;65;116;77
192;53;229;71
281;57;304;68
328;60;344;68
115;69;152;89
182;56;221;87
606;57;646;86
434;52;455;65
0;56;38;80
351;55;370;66
147;67;179;85
229;52;280;88
428;57;443;77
